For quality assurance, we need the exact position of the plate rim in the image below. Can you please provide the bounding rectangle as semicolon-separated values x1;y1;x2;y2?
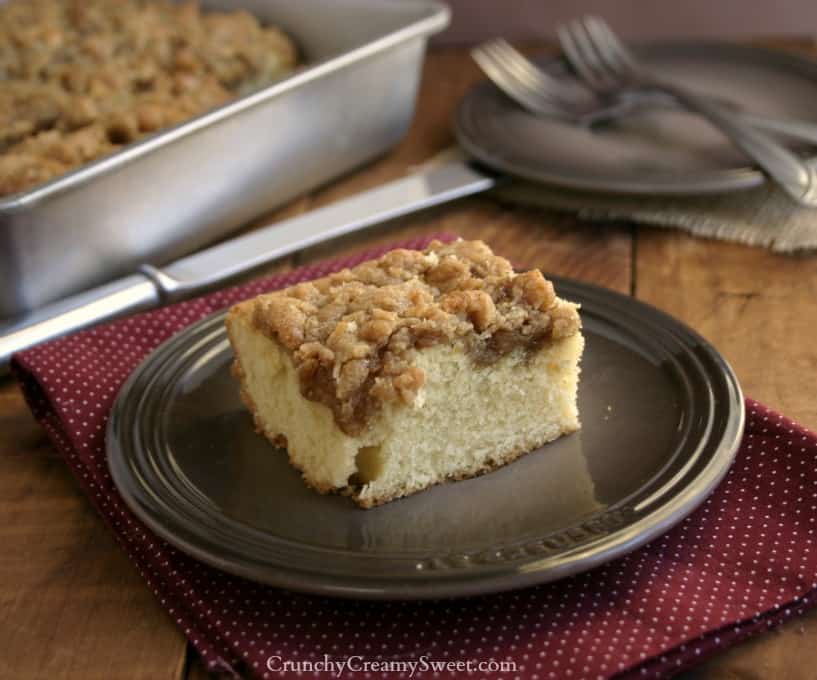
107;275;744;599
456;40;817;195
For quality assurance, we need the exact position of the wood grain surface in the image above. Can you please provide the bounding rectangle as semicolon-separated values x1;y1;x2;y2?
1;45;815;680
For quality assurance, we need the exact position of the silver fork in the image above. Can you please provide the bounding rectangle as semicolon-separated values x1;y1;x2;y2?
472;39;591;114
472;38;817;144
556;16;817;206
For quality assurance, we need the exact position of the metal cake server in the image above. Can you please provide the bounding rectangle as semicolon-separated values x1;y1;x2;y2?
0;157;498;368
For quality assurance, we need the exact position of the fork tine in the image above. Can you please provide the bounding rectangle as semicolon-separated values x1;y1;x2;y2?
491;40;550;89
471;45;529;100
482;42;569;105
483;41;545;92
489;39;591;108
484;40;558;102
583;16;640;74
471;44;564;114
580;18;626;79
471;44;507;82
557;22;607;92
570;18;620;89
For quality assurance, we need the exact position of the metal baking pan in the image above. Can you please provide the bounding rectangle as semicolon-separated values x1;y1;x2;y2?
0;0;449;317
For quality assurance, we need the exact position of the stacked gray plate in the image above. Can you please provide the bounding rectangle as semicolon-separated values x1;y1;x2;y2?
457;42;817;194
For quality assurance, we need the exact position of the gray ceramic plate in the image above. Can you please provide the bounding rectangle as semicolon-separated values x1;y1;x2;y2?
107;277;744;599
456;42;817;194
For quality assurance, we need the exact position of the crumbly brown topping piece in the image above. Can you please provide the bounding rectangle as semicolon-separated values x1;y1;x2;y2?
246;240;581;436
0;0;297;196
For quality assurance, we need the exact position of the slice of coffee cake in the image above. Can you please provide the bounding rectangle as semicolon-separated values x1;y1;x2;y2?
226;240;583;508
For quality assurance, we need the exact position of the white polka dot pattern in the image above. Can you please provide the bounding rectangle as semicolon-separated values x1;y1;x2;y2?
10;235;817;679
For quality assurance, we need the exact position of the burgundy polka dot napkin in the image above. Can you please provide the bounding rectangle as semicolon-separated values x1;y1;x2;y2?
11;234;817;680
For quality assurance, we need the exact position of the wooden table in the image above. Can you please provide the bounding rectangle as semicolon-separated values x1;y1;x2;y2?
2;45;816;680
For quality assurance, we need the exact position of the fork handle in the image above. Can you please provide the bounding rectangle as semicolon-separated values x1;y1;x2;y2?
659;84;817;205
739;112;817;146
584;93;817;146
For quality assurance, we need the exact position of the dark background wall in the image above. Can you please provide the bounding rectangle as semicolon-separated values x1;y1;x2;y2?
435;0;817;43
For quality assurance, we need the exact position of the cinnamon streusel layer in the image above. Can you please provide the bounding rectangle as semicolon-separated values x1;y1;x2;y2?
241;239;581;436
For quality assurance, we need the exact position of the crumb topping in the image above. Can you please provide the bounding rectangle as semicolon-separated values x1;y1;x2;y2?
246;240;581;435
0;0;297;196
